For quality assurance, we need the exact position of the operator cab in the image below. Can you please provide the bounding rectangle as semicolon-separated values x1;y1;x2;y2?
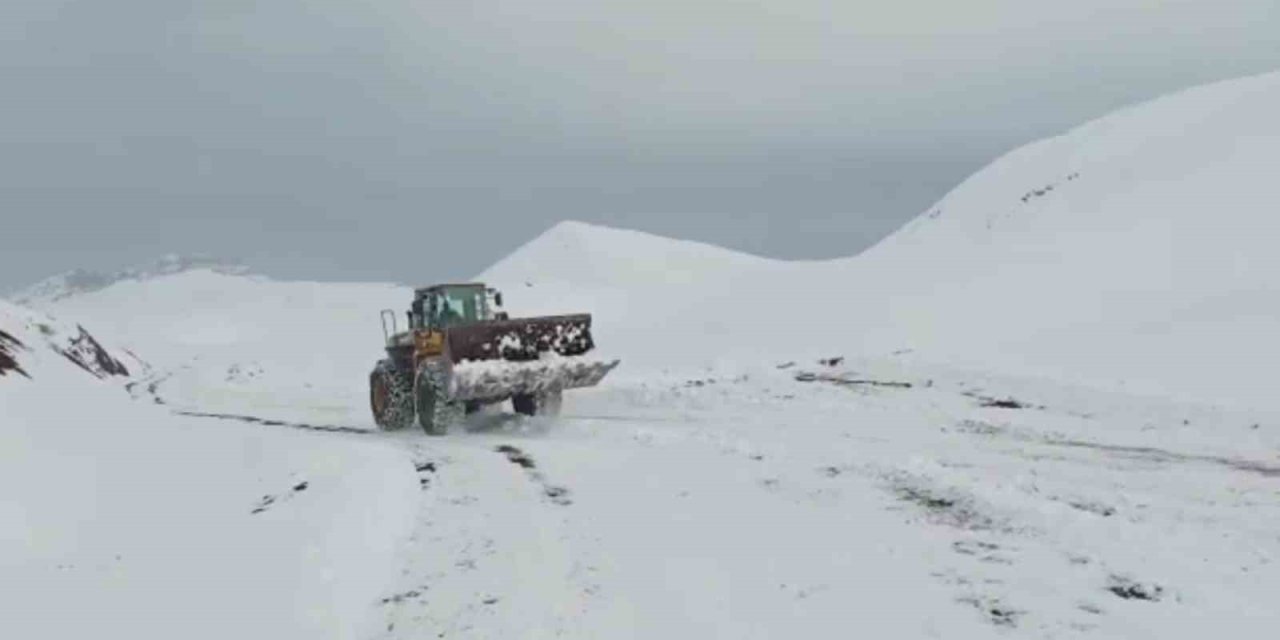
408;283;505;331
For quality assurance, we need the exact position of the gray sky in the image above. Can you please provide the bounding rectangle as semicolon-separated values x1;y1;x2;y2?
3;1;1279;291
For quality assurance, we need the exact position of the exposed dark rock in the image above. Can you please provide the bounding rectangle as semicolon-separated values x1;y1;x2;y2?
0;329;30;379
59;326;129;379
1106;575;1164;601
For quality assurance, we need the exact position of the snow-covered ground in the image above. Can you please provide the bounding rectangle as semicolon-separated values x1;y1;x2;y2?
5;71;1280;638
0;301;419;639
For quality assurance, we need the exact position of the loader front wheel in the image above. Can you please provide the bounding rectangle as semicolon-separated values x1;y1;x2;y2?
416;363;459;436
370;361;413;431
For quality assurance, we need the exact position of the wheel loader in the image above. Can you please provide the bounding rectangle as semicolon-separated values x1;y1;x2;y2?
369;283;618;435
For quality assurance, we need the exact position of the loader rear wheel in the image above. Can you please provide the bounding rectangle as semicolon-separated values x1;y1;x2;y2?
512;390;562;417
370;361;413;431
416;362;460;436
512;393;537;416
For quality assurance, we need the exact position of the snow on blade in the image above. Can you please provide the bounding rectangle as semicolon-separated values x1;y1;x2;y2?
450;354;620;401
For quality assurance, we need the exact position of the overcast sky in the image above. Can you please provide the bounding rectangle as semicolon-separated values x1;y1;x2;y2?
3;1;1278;291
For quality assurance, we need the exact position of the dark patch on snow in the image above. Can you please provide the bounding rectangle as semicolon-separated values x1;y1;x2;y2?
953;419;1005;436
0;329;30;378
818;356;845;367
1078;602;1104;615
250;494;276;515
542;485;572;505
495;445;573;506
415;460;437;488
495;444;537;469
1106;575;1164;601
379;587;427;605
775;361;796;370
898;485;956;510
963;391;1045;410
952;540;1001;556
225;363;264;382
887;474;1002;531
983;398;1028;409
251;479;310;514
958;595;1024;627
1066;500;1116;517
1045;437;1280;478
126;370;178;405
176;410;373;436
794;371;913;389
1020;176;1074;203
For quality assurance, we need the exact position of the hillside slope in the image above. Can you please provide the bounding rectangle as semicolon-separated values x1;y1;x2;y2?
0;300;417;639
484;71;1280;407
843;70;1280;405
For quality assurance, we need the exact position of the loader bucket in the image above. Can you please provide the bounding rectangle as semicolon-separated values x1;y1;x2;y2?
443;314;618;402
445;314;598;363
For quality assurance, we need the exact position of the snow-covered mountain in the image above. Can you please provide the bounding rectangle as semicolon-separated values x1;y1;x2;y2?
844;70;1280;406
0;300;139;383
10;254;249;305
21;68;1280;408
485;70;1280;408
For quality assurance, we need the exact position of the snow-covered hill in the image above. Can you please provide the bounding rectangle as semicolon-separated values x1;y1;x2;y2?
486;71;1280;408
31;268;410;420
9;254;249;305
0;300;417;640
844;70;1280;407
0;300;139;382
27;66;1280;407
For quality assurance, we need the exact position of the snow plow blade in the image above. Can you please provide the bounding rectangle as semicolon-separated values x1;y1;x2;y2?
443;313;618;402
449;357;620;402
